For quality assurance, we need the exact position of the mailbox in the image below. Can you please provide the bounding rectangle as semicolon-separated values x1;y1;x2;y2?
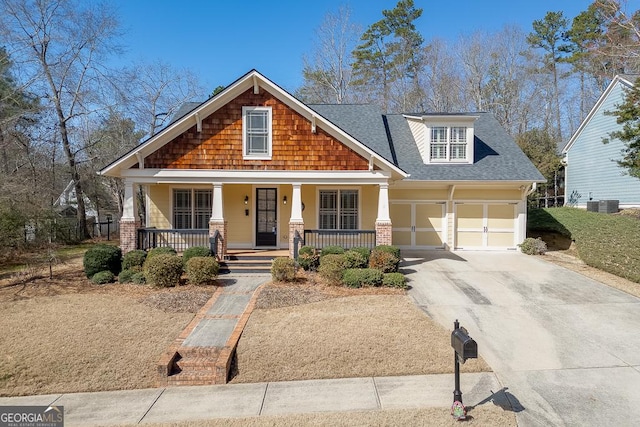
451;326;477;362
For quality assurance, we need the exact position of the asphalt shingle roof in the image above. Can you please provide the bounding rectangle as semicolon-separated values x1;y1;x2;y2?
311;104;544;182
168;100;543;182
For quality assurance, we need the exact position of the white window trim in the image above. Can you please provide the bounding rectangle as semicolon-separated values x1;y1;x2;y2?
170;186;213;230
242;106;273;160
316;187;361;230
425;124;473;164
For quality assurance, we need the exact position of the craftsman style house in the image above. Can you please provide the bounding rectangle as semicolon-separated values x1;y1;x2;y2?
100;70;544;257
562;74;640;208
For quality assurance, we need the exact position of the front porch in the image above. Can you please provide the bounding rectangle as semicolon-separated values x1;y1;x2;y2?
136;227;379;259
120;178;394;259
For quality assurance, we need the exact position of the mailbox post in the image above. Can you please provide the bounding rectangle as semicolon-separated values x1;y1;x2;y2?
450;319;478;420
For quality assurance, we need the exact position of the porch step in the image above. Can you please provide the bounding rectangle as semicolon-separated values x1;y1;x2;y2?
218;252;278;274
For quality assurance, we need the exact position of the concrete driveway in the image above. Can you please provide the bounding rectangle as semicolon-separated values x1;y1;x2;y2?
403;251;640;427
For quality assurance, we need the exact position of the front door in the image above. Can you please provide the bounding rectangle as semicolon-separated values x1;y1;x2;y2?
256;188;277;247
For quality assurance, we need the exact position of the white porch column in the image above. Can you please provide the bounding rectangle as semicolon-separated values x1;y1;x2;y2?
122;179;137;221
375;183;392;246
376;183;390;222
211;183;224;221
290;183;303;221
120;179;139;254
289;183;304;258
209;183;227;259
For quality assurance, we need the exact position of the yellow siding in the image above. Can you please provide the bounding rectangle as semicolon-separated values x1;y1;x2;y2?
301;185;316;229
147;185;171;228
361;185;378;228
389;189;448;200
224;184;253;245
279;185;292;246
455;189;521;200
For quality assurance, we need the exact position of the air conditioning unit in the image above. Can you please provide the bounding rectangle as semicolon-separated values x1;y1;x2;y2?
598;200;619;213
586;201;599;212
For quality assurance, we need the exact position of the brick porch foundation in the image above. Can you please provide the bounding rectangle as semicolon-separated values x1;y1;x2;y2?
288;221;304;259
375;221;393;246
209;220;228;260
119;219;139;254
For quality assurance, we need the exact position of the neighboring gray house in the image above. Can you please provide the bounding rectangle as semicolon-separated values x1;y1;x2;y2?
562;75;640;209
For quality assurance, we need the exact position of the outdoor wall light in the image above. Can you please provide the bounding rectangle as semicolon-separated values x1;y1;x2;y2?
244;195;249;205
283;195;287;205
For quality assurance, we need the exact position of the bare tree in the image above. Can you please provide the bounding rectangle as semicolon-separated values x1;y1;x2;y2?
297;5;361;104
0;0;121;238
117;60;204;138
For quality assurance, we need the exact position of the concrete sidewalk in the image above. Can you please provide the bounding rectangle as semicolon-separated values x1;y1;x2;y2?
0;373;502;426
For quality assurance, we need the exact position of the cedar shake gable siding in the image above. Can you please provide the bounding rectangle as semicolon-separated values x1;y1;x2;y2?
144;89;371;171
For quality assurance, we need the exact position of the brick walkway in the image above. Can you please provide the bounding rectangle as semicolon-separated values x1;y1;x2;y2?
156;275;270;386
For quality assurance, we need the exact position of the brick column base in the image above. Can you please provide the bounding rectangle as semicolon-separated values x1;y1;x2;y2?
375;221;393;246
289;221;305;259
120;219;140;254
209;220;228;260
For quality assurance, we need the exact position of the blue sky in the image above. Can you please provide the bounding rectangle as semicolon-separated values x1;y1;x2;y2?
112;1;634;95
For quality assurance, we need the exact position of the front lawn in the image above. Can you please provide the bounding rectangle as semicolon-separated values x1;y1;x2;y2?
528;207;640;283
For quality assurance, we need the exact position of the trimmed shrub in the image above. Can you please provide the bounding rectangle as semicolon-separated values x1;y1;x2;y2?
297;246;320;271
91;270;115;285
320;245;345;257
369;250;400;273
318;253;347;285
146;246;177;262
83;244;122;278
518;237;548;255
271;257;297;282
118;269;135;283
383;272;407;289
144;254;183;287
186;256;219;285
131;272;146;285
349;246;371;264
342;268;383;288
373;245;401;260
183;246;212;266
122;250;147;270
343;250;367;269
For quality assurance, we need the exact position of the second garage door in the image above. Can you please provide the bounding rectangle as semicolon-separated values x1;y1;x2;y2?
390;202;446;249
455;202;517;249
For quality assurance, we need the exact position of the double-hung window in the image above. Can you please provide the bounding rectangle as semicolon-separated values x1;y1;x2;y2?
319;189;358;230
173;189;212;229
242;106;272;159
428;126;469;162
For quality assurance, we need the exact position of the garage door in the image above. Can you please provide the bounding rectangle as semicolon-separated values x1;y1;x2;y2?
391;202;445;249
455;202;516;249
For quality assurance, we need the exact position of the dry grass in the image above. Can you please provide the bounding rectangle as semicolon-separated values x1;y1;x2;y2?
121;405;516;426
231;281;489;384
0;256;215;397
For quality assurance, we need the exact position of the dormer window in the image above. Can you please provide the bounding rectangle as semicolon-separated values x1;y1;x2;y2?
243;106;272;159
404;114;477;165
430;126;468;161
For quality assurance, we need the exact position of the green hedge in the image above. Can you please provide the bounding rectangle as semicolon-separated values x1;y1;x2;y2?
342;268;383;288
83;244;122;278
186;256;219;285
144;254;183;287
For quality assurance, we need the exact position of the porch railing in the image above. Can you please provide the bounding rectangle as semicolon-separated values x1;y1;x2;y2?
137;228;209;252
303;229;376;251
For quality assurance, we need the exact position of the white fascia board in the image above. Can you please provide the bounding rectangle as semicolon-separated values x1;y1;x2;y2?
100;71;259;177
562;75;633;154
392;179;543;189
119;168;392;185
